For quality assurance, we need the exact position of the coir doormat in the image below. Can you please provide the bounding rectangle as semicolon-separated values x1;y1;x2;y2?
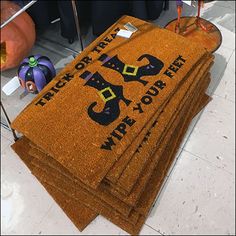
11;15;209;189
28;71;211;223
27;54;212;205
27;57;213;213
25;55;213;218
11;14;214;235
11;78;210;234
18;66;211;219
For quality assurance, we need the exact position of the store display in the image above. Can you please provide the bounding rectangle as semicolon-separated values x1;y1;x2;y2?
18;55;56;93
0;1;35;71
11;15;214;235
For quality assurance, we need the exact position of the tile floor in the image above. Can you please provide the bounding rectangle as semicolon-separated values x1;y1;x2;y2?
1;1;235;235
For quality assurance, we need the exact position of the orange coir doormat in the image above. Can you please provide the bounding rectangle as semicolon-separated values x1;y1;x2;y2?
10;14;215;235
11;15;209;189
10;116;196;235
23;64;210;219
11;78;211;235
28;68;211;220
23;53;212;219
27;56;213;212
27;72;211;227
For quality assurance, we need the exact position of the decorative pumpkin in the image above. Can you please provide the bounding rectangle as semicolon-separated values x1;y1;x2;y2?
0;1;36;71
18;54;56;93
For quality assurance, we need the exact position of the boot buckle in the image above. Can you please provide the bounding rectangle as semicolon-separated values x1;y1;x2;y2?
122;64;138;76
98;87;116;102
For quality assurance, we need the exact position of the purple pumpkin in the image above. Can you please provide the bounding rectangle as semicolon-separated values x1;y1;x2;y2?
17;54;56;93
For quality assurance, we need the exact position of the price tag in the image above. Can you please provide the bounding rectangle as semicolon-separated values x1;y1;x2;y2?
117;29;133;38
2;76;21;96
124;22;138;33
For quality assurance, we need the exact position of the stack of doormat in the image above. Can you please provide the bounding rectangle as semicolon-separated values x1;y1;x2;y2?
11;15;214;235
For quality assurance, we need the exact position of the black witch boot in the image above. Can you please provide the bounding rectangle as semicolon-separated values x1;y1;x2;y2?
80;71;132;126
98;53;164;86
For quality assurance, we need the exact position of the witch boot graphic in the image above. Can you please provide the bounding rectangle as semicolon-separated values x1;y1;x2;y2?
98;53;164;86
80;71;132;126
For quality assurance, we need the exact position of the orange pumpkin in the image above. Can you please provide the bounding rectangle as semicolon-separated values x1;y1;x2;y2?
0;1;36;71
